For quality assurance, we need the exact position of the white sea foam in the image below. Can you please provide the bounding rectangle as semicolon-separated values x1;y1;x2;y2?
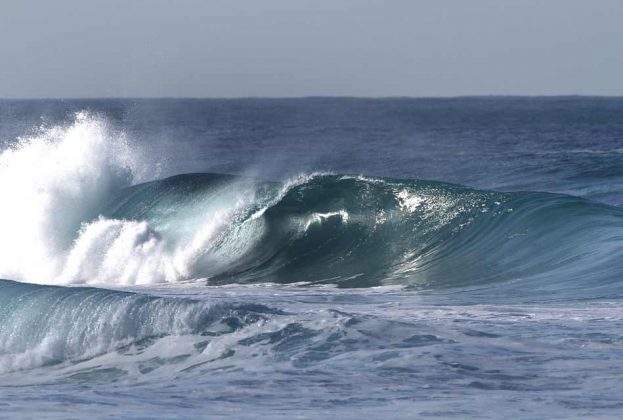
396;189;424;212
0;113;140;283
304;210;350;230
0;113;259;286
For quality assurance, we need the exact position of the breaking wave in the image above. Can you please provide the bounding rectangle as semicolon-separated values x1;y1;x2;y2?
1;113;622;299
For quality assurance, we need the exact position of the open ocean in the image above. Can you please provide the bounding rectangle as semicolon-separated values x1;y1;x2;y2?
1;97;622;418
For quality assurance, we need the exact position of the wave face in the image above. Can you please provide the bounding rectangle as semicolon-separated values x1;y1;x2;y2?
100;172;623;298
1;113;622;300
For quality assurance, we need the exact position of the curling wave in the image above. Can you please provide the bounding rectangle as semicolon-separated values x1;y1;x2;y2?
97;172;623;298
1;113;622;299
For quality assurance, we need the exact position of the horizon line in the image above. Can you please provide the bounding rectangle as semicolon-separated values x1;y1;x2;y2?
1;94;623;101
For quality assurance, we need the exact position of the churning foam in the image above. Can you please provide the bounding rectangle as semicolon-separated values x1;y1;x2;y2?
0;113;141;283
0;112;246;286
0;112;182;283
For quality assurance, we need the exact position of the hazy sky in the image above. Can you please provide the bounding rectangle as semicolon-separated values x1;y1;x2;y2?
1;0;622;98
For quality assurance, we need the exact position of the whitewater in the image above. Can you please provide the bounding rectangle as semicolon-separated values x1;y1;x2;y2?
1;98;622;418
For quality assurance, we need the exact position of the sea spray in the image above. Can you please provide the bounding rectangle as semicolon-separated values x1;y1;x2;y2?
0;113;138;282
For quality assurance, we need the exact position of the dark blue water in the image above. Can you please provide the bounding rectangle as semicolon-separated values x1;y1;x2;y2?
0;97;622;418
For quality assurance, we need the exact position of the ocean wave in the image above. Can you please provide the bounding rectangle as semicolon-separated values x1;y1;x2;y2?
0;279;281;373
1;113;622;298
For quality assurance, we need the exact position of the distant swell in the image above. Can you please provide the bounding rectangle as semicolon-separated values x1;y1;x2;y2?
1;113;622;300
